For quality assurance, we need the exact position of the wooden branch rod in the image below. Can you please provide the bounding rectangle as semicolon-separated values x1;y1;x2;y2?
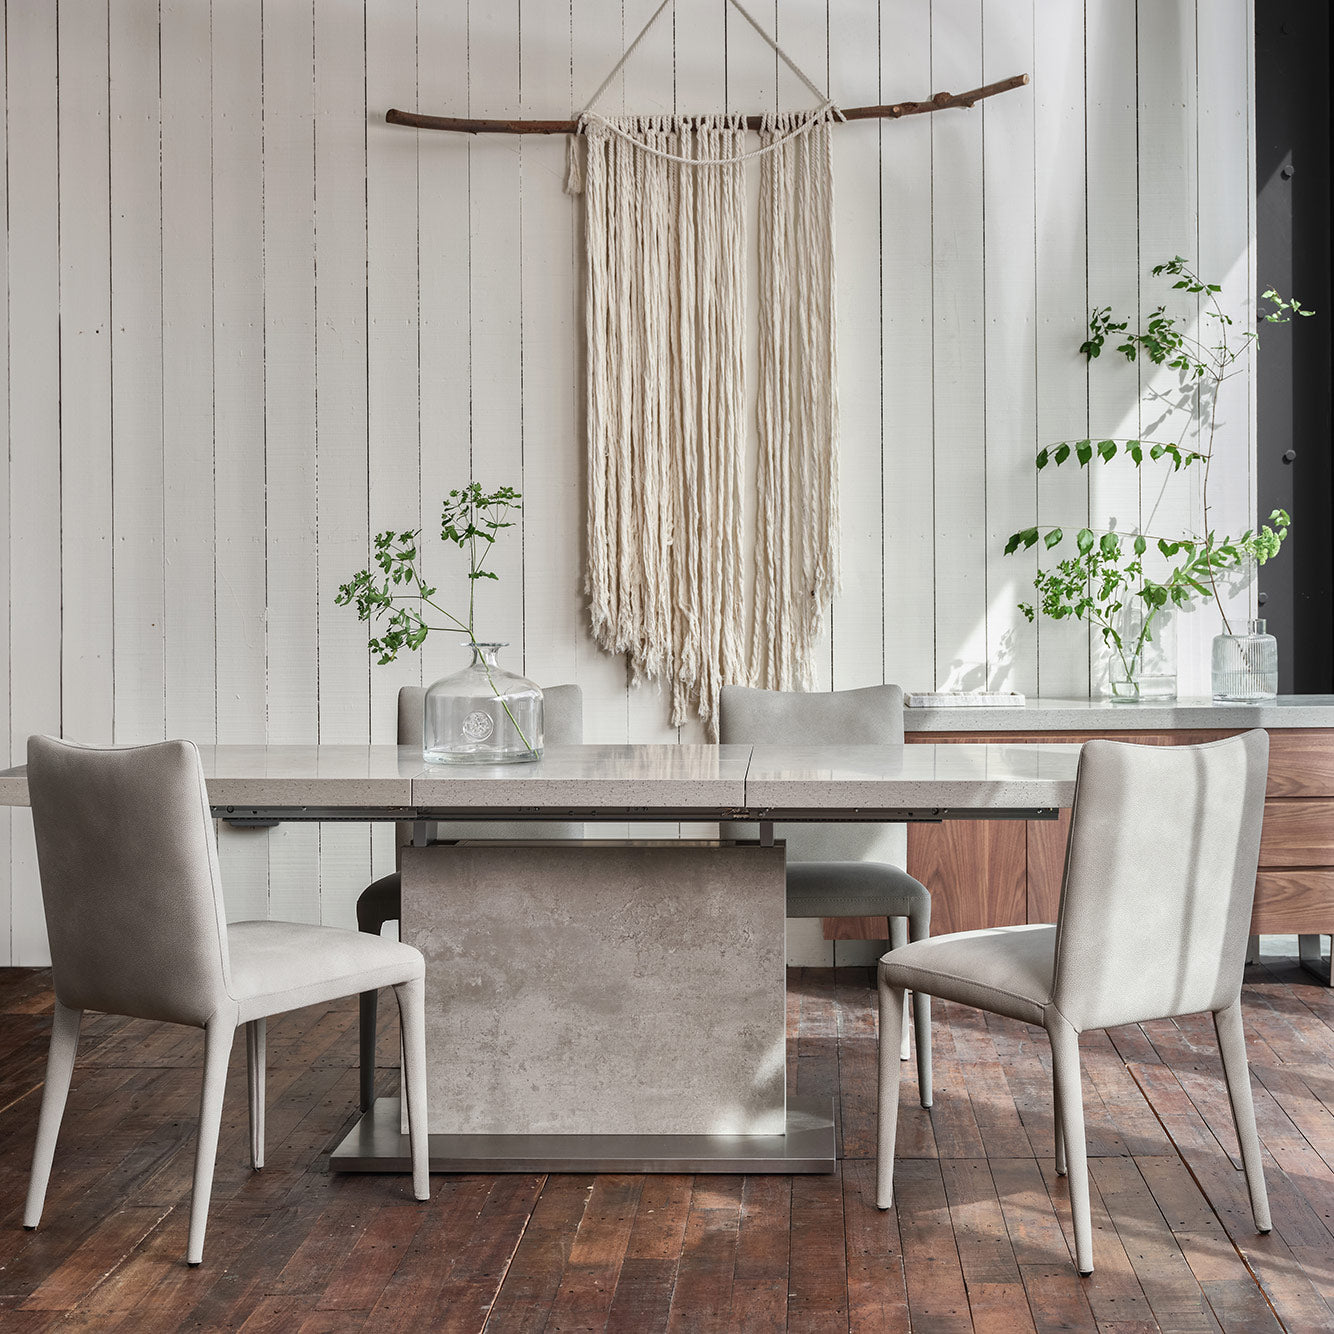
385;72;1028;136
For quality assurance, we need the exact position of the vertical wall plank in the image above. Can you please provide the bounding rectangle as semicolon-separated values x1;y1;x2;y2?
880;0;936;692
58;0;114;745
1196;0;1257;643
315;0;374;927
571;0;635;768
263;0;321;923
980;0;1037;696
365;0;421;881
6;1;60;963
930;0;988;692
830;0;886;690
1033;0;1090;696
1137;0;1203;691
519;1;582;695
212;0;271;920
162;0;218;742
417;1;473;692
110;0;166;745
1083;0;1141;697
468;2;525;659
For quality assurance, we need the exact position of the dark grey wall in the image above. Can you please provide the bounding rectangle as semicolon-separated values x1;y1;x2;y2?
1256;2;1333;692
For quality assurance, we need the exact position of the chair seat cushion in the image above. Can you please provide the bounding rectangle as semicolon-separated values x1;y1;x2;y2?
785;861;929;921
227;920;424;1024
878;923;1057;1027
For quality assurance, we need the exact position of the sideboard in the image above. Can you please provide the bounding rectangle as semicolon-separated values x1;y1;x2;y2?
823;697;1334;981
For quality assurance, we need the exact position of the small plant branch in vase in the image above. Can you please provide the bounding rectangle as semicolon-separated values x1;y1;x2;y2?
1005;258;1311;698
336;483;540;758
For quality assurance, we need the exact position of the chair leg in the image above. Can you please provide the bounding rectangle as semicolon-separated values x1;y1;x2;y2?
393;975;430;1202
876;971;907;1210
245;1018;266;1171
187;1021;236;1266
1048;1016;1092;1275
907;900;933;1109
23;1001;83;1230
359;990;379;1113
1213;998;1271;1233
888;916;911;1061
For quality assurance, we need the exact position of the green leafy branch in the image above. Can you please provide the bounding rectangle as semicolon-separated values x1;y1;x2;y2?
1006;257;1308;673
335;483;535;753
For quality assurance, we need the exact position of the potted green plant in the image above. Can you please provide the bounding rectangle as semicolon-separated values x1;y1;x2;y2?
336;483;543;762
1005;258;1310;700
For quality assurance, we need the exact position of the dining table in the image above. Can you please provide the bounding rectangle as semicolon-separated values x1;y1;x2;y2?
0;740;1081;1175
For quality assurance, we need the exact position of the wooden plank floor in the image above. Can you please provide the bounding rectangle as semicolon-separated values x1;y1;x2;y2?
1;957;1332;1332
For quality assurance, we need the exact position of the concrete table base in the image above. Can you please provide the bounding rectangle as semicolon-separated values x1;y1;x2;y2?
328;839;837;1172
330;1095;837;1174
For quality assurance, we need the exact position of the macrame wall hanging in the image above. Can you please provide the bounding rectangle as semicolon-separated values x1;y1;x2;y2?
383;19;1028;734
567;0;841;732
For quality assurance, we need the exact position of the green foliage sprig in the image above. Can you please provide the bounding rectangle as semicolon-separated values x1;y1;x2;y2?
1004;257;1310;679
336;483;522;664
336;482;533;754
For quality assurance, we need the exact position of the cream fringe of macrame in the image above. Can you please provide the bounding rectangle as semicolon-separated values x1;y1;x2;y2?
752;111;840;691
577;111;839;733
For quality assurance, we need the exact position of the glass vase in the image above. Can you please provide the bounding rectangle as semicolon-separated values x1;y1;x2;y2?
1212;619;1278;702
422;643;544;765
1103;605;1177;702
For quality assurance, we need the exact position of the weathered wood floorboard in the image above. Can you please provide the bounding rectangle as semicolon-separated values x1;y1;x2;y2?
0;957;1330;1331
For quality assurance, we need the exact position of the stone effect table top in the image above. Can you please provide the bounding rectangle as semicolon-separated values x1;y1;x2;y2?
0;741;1079;813
902;695;1334;733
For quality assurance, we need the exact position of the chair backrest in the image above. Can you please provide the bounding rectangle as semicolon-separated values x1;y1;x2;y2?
1052;730;1269;1031
26;736;232;1027
398;683;584;844
718;683;907;866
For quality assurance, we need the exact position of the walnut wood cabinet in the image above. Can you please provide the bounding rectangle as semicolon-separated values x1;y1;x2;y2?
822;727;1334;942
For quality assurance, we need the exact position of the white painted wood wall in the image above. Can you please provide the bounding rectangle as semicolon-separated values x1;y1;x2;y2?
1;0;1256;965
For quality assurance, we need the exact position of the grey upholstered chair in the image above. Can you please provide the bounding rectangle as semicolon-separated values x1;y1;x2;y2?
877;731;1272;1276
357;683;584;1110
22;736;430;1266
719;683;933;1105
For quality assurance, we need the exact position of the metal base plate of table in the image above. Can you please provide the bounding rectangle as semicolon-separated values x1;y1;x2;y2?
330;1096;838;1175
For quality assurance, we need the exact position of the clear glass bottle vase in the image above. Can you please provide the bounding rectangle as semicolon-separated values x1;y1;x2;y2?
422;642;544;765
1211;619;1278;702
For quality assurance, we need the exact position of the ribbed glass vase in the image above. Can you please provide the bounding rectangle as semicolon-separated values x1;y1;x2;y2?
422;643;544;765
1211;619;1278;702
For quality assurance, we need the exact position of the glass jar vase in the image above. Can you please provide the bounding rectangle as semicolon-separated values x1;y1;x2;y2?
1212;619;1278;702
422;643;544;764
1103;604;1178;702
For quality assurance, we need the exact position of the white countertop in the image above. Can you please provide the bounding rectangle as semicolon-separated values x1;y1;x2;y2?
902;695;1334;732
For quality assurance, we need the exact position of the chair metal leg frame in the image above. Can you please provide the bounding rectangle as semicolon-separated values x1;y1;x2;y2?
188;1020;237;1266
1213;998;1272;1233
1047;1016;1093;1275
246;1018;266;1171
23;1001;84;1231
359;991;379;1113
393;976;431;1201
